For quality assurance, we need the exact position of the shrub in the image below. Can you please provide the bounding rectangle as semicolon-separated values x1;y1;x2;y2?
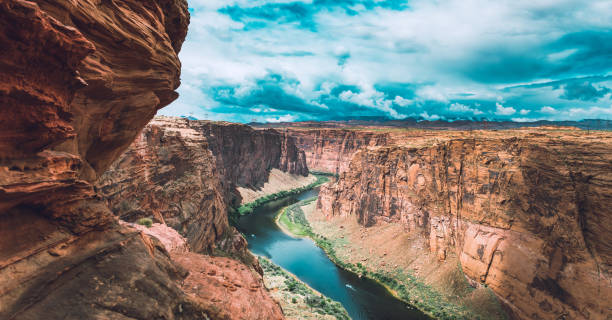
136;217;153;228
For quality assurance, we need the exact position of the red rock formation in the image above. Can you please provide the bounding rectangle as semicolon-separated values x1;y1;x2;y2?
0;1;284;319
194;120;309;193
98;117;309;253
318;132;612;319
97;118;229;253
287;128;391;174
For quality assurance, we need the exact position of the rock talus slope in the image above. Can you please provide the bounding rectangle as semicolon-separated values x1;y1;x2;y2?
0;1;283;319
318;132;612;320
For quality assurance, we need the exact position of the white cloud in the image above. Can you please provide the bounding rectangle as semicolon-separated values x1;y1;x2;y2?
540;106;557;114
495;102;516;115
511;117;537;122
265;114;298;122
449;103;483;115
394;96;413;107
161;0;612;122
420;111;440;120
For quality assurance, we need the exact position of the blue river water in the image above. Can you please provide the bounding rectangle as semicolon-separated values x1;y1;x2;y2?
237;188;430;320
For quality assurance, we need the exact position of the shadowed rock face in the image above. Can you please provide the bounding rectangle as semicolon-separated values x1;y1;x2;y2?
0;1;284;319
318;132;612;319
97;117;309;254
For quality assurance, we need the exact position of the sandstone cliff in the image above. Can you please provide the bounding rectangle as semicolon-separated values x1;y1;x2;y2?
318;130;612;319
288;128;391;174
0;1;284;319
98;116;309;253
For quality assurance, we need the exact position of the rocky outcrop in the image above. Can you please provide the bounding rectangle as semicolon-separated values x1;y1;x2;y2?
318;131;612;320
97;118;228;253
0;0;204;318
122;221;284;320
1;1;283;319
98;116;309;253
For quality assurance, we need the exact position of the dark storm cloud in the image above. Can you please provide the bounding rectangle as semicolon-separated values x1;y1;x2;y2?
560;81;611;101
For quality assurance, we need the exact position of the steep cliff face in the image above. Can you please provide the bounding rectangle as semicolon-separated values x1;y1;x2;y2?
0;1;284;319
98;116;309;253
318;131;612;319
97;118;228;253
287;128;391;174
198;121;309;193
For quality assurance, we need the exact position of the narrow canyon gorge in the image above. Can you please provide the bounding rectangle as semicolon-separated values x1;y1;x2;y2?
1;1;611;320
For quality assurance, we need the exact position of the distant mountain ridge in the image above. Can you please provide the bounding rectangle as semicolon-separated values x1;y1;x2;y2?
250;118;612;130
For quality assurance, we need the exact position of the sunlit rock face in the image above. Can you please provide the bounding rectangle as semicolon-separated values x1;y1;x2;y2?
0;1;225;319
287;128;392;174
318;132;612;320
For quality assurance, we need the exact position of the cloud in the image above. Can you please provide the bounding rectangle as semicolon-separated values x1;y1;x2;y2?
540;106;557;114
494;103;516;116
560;81;611;101
160;0;612;122
449;103;484;115
266;114;298;122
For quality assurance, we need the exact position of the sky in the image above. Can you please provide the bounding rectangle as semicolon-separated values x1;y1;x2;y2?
159;0;612;123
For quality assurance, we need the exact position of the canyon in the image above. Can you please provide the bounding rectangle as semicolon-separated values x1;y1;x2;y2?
1;1;610;319
0;1;291;319
97;116;309;254
289;127;611;320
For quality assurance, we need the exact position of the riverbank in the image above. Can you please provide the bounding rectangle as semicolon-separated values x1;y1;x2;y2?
259;257;350;320
235;174;329;216
278;200;507;320
237;169;318;204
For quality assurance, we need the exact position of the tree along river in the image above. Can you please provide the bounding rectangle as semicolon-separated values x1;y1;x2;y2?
237;187;430;320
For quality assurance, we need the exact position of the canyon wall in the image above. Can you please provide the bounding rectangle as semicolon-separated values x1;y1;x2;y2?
0;1;283;319
287;128;391;174
98;116;309;253
318;131;612;319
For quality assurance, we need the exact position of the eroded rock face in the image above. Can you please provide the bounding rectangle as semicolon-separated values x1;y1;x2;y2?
318;132;612;320
288;128;391;174
98;117;309;253
194;120;309;195
97;118;228;253
0;1;234;319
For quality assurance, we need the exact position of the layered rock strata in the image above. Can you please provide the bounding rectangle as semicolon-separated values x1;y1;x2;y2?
98;116;309;253
318;131;612;320
0;1;283;319
287;128;391;174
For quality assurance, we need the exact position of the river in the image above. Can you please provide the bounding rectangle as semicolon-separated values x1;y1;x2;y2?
237;188;430;320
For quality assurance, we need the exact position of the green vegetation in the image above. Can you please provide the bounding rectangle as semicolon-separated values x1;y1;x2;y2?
233;174;329;218
277;198;507;320
259;257;350;320
277;197;317;236
136;217;153;228
309;170;339;178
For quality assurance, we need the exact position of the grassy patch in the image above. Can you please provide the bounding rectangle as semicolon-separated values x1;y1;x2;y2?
136;217;153;228
277;197;317;237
